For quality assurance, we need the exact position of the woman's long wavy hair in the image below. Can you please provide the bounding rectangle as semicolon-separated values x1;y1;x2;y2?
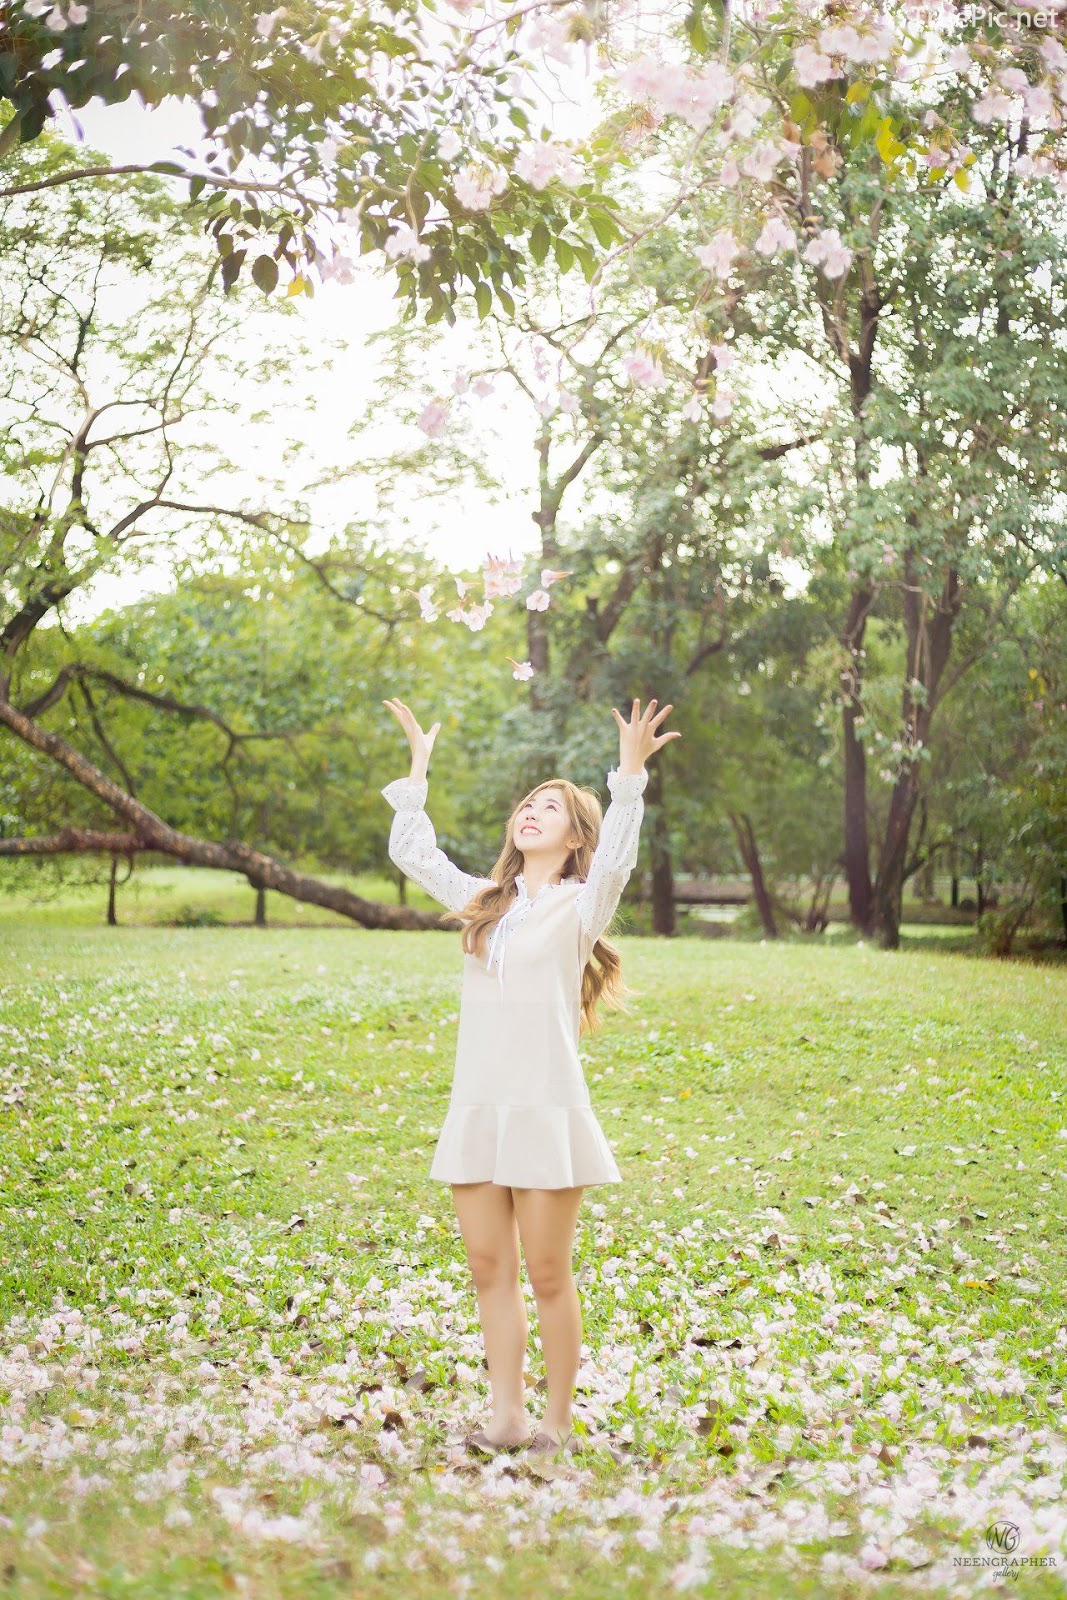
440;777;638;1037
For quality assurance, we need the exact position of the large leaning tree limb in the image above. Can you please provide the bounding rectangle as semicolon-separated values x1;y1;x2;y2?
0;696;443;928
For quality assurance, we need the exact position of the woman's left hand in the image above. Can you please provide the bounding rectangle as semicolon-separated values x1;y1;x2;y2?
611;698;682;774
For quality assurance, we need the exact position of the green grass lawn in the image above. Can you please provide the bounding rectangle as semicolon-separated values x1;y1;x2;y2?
0;920;1064;1598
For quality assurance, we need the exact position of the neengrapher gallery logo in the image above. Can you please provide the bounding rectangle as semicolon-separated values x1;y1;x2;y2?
904;1;1067;26
951;1520;1061;1578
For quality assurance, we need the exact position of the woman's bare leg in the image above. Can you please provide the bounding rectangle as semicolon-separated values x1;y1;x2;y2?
451;1181;530;1444
511;1185;585;1443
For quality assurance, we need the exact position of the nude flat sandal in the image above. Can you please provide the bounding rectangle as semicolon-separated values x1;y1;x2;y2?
525;1428;582;1455
464;1427;530;1456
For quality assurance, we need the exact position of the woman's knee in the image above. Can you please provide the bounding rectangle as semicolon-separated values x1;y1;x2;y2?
452;1183;520;1292
466;1246;521;1294
526;1258;574;1300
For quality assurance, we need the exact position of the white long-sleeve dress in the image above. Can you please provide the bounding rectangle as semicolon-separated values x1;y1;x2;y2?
380;767;649;1188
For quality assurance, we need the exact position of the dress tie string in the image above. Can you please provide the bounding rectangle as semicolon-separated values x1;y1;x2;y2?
485;874;577;997
485;877;531;998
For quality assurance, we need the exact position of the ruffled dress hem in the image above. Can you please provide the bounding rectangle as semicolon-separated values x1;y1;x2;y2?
428;1103;622;1188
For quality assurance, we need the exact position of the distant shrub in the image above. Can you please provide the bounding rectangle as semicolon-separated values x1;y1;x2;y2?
171;905;225;928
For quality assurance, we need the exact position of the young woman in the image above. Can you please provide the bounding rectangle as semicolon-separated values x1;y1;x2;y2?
380;696;680;1456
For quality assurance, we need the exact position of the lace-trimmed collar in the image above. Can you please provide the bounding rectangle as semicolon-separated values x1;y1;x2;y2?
514;872;581;901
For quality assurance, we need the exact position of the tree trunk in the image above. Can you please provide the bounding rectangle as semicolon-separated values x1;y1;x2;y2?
254;883;267;927
728;811;778;938
645;758;675;936
107;855;119;926
870;774;920;949
0;698;447;931
1060;874;1066;944
840;587;874;934
976;841;986;917
871;562;962;949
804;869;835;933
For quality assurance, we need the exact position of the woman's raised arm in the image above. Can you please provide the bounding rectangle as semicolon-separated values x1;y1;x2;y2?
574;767;649;951
575;697;681;953
381;697;493;914
381;775;494;914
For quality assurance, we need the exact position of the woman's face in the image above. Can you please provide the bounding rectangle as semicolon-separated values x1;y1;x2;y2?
513;787;579;865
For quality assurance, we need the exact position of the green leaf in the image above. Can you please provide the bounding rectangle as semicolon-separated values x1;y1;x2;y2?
875;115;906;165
684;8;710;53
251;254;279;294
589;210;619;249
529;220;551;265
553;237;575;273
573;244;596;282
474;280;492;319
220;247;246;290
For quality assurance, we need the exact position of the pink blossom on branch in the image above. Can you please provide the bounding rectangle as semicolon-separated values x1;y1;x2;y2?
695;228;741;280
521;12;576;67
514;141;584;190
615;55;736;130
740;140;785;183
818;21;896;65
452;164;507;211
793;44;840;88
623;349;668;388
754;216;796;257
384;224;431;263
416;400;449;438
803;226;853;280
525;589;551;611
506;658;536;680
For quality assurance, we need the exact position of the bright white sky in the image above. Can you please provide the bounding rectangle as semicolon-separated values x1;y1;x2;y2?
54;41;615;619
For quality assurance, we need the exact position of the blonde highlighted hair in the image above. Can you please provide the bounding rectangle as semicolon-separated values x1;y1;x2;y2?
441;776;638;1036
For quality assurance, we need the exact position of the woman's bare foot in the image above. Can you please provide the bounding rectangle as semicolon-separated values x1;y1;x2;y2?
531;1418;574;1446
478;1414;532;1447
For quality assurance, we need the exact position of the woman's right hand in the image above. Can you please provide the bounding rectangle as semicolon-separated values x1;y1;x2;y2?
382;698;440;780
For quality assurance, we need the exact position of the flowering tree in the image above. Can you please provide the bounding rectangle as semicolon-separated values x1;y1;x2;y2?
8;0;1063;325
1;0;625;313
384;0;1067;944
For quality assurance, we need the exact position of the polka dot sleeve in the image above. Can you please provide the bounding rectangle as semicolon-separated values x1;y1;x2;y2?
381;776;494;914
574;766;649;948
